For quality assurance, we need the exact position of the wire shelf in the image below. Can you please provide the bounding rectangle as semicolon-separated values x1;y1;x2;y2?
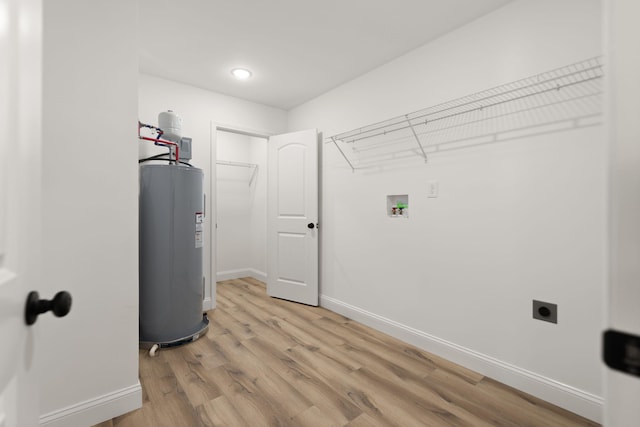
325;57;604;171
217;160;259;186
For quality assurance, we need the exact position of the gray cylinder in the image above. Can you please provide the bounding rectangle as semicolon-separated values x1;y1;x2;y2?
139;164;206;344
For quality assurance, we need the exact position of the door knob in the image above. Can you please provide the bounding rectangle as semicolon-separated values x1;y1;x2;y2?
25;291;72;325
307;223;315;229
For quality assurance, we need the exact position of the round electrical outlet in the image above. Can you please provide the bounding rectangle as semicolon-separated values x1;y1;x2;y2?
538;306;551;317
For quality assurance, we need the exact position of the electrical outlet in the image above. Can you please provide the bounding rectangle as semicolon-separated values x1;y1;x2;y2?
427;180;439;198
532;300;557;324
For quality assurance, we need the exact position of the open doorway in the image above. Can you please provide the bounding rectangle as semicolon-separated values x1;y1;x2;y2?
213;127;269;284
211;125;320;307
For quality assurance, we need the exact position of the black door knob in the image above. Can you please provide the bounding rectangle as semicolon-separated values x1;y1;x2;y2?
307;223;315;229
25;291;72;325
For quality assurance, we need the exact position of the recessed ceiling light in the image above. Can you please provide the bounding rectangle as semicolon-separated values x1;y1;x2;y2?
231;68;252;80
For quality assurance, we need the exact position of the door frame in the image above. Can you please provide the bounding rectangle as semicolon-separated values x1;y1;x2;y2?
0;0;43;423
209;122;273;306
603;0;640;424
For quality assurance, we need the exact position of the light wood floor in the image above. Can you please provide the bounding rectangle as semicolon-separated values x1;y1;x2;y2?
96;278;598;426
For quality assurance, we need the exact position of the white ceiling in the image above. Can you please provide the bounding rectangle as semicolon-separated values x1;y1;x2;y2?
139;0;512;110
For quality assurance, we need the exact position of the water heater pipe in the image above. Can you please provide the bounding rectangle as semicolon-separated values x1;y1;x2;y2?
139;135;180;163
138;121;180;163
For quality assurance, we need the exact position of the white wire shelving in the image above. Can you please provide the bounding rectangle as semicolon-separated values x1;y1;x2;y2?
325;57;604;172
216;160;259;186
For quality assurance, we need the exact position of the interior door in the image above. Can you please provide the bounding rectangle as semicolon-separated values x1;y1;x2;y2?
267;129;319;306
0;0;41;425
604;0;640;425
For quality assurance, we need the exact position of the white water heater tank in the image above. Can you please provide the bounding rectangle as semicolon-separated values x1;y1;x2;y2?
158;110;182;142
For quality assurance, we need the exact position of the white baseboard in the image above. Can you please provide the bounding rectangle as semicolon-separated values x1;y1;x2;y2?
217;268;266;282
247;268;267;282
217;268;251;281
202;296;213;311
39;382;142;427
320;295;603;424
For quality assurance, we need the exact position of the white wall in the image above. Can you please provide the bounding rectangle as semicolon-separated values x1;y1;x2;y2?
216;132;268;281
138;75;287;307
289;0;604;421
216;132;252;276
39;1;141;425
249;136;268;277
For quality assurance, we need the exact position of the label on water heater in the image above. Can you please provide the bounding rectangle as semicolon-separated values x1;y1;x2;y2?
195;212;204;247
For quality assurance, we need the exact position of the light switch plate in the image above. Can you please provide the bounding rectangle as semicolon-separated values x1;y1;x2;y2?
427;181;439;198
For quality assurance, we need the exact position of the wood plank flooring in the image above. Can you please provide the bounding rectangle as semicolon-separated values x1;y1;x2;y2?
95;278;599;426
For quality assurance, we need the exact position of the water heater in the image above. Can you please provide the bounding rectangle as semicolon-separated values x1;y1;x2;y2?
138;111;208;354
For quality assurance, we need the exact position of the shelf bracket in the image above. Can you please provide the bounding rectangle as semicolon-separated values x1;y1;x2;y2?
248;165;258;187
405;115;428;163
331;136;355;172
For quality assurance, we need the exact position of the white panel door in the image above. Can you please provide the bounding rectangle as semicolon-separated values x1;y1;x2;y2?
0;0;41;425
267;129;318;306
605;1;640;425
